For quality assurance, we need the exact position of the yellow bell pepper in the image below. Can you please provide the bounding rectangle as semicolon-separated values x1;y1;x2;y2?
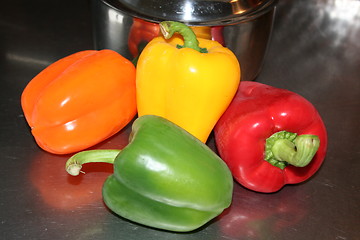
190;26;212;40
136;21;241;142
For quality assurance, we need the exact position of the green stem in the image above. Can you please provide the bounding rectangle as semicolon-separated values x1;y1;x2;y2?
265;131;320;169
65;149;120;176
159;21;208;53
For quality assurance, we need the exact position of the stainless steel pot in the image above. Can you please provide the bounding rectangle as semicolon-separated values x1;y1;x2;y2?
91;0;278;82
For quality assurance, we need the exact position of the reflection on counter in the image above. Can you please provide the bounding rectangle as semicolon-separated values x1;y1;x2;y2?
28;124;132;210
29;152;112;210
218;185;308;239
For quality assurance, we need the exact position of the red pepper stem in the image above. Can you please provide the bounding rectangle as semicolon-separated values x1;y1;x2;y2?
159;21;208;53
265;131;320;169
65;149;120;176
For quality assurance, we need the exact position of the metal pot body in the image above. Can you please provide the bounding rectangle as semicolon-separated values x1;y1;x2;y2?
91;0;277;81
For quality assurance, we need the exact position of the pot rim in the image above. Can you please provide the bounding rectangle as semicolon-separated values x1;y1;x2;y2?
100;0;278;26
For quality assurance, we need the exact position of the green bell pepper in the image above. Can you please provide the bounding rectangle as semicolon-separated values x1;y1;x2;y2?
65;115;233;232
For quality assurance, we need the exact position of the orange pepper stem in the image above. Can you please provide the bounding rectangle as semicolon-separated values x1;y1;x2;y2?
65;149;120;176
159;21;208;53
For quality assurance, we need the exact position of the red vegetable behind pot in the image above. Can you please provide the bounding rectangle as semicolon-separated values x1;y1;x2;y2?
128;18;160;58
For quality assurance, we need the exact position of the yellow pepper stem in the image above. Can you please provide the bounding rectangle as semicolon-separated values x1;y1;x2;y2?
159;21;208;53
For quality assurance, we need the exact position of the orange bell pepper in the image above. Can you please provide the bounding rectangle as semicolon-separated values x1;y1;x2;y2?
21;49;137;154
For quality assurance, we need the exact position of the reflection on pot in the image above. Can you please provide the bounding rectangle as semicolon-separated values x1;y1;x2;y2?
218;185;307;239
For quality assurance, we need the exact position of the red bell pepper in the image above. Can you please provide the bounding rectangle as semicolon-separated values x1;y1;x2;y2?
214;81;328;193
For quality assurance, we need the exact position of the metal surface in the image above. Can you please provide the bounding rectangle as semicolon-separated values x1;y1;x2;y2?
0;0;359;239
93;0;277;82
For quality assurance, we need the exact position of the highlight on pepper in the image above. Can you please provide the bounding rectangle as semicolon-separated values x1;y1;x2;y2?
21;49;137;154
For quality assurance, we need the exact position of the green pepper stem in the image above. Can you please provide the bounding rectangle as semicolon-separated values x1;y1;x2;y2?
65;149;120;176
159;21;208;53
265;131;320;169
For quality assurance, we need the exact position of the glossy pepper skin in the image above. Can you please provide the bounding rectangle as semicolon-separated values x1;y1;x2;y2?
214;81;328;193
136;21;240;142
66;115;233;232
21;50;137;154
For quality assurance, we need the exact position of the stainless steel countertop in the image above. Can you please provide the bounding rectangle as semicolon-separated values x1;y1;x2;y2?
1;0;359;239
